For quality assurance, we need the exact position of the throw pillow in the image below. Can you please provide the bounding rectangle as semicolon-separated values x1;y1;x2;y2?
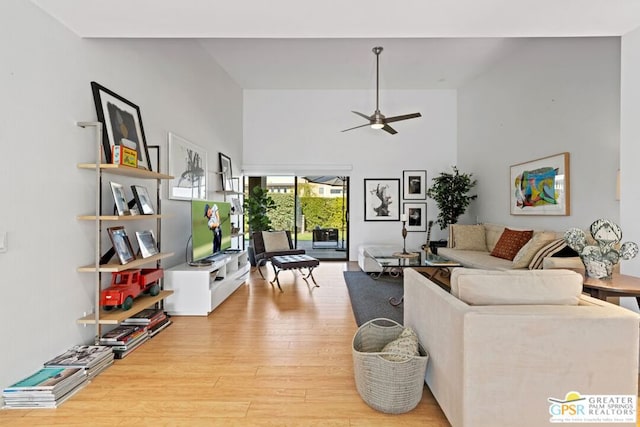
262;231;290;252
381;327;419;361
490;228;533;260
512;232;557;268
528;238;567;269
452;224;487;251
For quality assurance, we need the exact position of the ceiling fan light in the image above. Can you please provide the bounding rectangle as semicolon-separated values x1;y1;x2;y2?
371;123;384;130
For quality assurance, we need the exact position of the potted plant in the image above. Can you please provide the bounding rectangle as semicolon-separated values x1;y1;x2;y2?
244;186;276;266
426;166;477;232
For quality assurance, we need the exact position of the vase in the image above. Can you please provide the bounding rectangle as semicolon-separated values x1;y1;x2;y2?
581;257;614;279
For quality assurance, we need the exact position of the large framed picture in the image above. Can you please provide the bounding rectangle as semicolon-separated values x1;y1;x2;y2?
107;226;136;264
131;185;154;215
403;170;427;200
135;230;159;258
403;202;427;232
219;153;233;191
364;178;400;221
109;182;130;216
510;152;570;216
168;132;207;200
90;82;152;170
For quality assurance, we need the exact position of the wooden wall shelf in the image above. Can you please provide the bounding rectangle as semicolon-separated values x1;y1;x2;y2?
77;291;173;325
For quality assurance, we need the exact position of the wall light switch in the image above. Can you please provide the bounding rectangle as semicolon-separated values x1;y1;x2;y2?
0;231;7;253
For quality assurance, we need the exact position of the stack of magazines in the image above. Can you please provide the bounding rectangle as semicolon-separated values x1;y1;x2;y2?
44;345;114;379
122;308;172;337
99;324;148;359
3;367;87;409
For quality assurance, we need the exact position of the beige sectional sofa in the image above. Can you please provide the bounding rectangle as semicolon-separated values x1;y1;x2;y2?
438;223;584;272
404;268;640;427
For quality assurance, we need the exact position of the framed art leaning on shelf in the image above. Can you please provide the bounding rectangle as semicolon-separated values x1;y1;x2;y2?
90;81;152;170
136;230;159;258
131;185;154;215
107;226;136;264
110;182;130;216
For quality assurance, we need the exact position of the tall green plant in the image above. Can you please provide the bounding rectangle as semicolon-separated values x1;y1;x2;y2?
426;166;477;230
244;186;276;234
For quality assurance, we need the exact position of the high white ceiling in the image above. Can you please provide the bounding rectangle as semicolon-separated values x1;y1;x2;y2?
30;0;640;89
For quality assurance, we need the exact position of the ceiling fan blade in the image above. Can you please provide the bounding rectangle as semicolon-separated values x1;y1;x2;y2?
351;111;372;121
382;124;397;135
384;112;422;124
341;123;371;132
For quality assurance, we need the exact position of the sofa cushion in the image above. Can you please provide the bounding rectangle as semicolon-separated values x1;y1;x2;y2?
380;327;420;361
528;238;567;269
262;231;291;252
490;228;533;260
438;248;515;270
512;232;557;268
451;224;487;251
450;268;583;305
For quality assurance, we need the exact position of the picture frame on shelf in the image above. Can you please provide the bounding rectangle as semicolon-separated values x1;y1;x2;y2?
403;170;427;200
168;132;207;201
231;177;240;193
90;82;152;170
107;226;136;264
131;185;154;215
510;152;570;216
403;202;427;232
135;230;159;258
219;153;234;191
364;178;400;221
231;197;243;215
109;182;130;216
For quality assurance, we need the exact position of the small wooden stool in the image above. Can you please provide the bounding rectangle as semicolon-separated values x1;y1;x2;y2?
270;254;320;292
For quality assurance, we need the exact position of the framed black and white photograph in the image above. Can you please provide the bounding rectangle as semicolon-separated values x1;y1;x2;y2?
131;185;154;215
403;170;427;200
90;82;151;170
403;202;427;232
364;178;400;221
135;230;159;258
219;152;233;191
109;182;130;216
168;132;207;200
107;226;136;264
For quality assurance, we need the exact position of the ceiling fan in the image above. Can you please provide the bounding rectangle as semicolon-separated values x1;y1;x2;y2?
342;46;422;135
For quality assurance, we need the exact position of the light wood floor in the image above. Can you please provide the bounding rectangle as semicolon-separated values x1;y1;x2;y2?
0;261;450;426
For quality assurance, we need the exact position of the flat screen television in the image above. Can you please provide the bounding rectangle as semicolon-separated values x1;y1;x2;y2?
191;200;232;262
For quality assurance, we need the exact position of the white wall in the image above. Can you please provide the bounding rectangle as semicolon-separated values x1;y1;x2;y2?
242;89;458;258
457;37;621;233
0;0;242;389
619;26;640;311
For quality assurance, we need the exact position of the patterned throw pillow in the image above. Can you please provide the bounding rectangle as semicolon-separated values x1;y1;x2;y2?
528;239;567;269
381;327;419;361
452;225;487;251
490;228;533;261
512;232;557;268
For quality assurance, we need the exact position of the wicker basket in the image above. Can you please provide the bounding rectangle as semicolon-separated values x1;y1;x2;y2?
352;318;429;414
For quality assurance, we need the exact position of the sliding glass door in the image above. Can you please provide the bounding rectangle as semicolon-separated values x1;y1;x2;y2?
245;175;349;261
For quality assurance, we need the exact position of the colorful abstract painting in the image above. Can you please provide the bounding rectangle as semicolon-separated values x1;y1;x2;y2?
510;153;570;215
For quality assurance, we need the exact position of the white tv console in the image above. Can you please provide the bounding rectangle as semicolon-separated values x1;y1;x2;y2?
164;251;250;316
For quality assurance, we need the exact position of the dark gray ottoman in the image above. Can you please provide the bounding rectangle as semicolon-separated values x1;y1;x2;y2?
270;254;320;291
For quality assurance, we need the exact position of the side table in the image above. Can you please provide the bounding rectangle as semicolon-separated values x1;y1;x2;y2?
583;273;640;307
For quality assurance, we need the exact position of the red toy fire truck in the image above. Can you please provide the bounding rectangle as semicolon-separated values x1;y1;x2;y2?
101;268;163;311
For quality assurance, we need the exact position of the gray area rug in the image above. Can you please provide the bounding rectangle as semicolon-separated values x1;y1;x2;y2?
343;271;404;326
